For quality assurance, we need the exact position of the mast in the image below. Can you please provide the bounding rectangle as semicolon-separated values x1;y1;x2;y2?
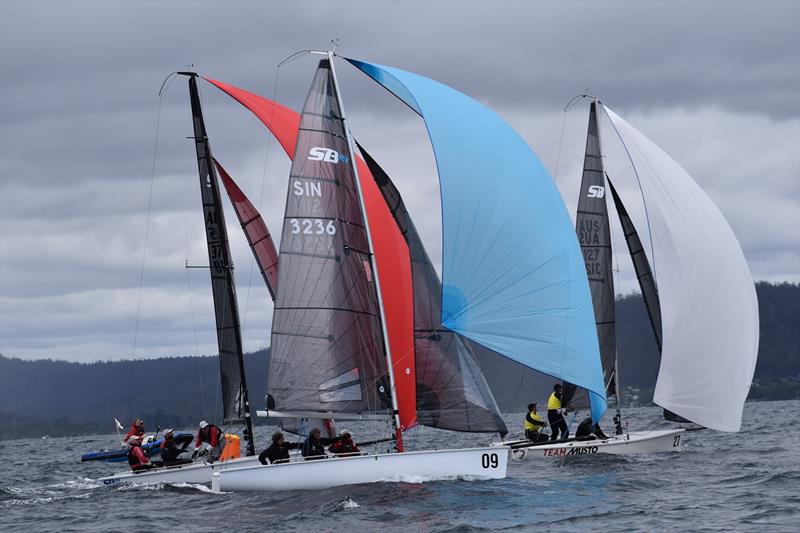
327;52;404;451
182;72;255;456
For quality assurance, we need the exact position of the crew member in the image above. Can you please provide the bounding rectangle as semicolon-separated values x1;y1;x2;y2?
547;384;569;441
127;435;157;472
575;417;610;440
160;429;192;466
258;431;301;465
301;427;338;460
193;421;226;462
524;402;547;442
123;418;145;443
328;430;360;456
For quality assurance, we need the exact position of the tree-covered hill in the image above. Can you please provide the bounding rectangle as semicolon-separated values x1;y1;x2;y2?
1;282;796;439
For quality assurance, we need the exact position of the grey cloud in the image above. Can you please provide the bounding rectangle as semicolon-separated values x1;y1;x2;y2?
1;0;797;361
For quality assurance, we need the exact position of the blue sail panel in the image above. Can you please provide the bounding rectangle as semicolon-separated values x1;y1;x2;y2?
347;58;607;420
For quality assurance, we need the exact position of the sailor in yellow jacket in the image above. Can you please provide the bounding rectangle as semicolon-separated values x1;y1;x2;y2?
524;402;547;442
547;383;569;441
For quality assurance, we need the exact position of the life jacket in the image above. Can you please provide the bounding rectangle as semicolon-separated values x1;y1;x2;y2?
127;445;148;469
524;410;543;431
547;391;562;411
196;424;224;447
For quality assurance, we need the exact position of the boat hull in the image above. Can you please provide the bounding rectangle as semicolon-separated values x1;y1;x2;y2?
217;447;509;492
98;455;260;486
498;429;685;460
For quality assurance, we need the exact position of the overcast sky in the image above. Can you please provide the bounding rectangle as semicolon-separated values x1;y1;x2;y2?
1;1;798;362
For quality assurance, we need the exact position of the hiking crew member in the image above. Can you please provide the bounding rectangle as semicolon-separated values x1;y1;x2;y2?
301;427;338;460
258;431;301;465
159;429;192;467
547;384;569;441
575;417;610;440
127;435;157;472
123;418;145;443
328;430;360;456
194;421;226;462
524;403;547;442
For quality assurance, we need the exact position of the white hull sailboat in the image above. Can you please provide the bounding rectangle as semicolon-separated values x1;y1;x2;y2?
215;447;508;492
498;98;758;460
200;50;608;492
98;455;261;487
498;429;684;460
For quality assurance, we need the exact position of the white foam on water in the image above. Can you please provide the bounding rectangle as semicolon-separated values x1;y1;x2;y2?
339;497;360;509
169;482;227;495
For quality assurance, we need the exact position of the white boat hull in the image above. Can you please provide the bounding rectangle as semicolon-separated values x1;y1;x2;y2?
497;429;685;461
217;447;509;492
98;456;260;486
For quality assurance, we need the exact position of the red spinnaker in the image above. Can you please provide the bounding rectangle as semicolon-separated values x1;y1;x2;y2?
214;159;279;299
205;78;417;431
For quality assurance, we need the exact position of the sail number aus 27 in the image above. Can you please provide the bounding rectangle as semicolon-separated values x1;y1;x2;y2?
290;218;336;236
481;453;499;469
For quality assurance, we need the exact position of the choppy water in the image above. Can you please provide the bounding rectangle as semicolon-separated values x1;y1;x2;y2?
1;401;798;532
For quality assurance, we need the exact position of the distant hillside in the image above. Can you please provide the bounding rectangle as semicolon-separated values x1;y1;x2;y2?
0;282;797;439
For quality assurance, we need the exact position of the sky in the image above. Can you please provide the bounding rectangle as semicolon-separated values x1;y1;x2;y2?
1;0;798;362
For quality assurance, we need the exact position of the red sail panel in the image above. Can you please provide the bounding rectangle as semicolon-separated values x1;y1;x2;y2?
214;159;279;299
205;77;417;430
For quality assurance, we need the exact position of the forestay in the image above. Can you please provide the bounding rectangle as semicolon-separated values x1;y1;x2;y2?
603;105;759;432
346;58;607;420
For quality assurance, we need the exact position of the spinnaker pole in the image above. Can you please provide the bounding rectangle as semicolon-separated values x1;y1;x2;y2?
327;52;405;452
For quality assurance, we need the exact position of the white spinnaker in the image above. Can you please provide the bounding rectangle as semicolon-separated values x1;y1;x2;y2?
603;105;759;432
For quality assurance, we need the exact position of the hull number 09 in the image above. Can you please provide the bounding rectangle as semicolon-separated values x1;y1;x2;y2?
481;453;499;469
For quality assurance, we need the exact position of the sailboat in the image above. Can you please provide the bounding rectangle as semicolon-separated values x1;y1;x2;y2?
200;51;606;492
502;98;759;459
98;73;265;486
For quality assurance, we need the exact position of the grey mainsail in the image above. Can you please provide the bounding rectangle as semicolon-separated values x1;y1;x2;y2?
564;102;616;411
268;59;389;414
358;144;507;435
185;73;254;455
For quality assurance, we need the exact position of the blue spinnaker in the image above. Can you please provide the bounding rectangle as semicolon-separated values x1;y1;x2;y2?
347;58;607;420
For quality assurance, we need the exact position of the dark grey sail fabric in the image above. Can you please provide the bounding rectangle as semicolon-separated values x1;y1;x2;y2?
563;102;616;411
186;75;254;453
357;145;507;435
607;178;662;349
268;60;389;414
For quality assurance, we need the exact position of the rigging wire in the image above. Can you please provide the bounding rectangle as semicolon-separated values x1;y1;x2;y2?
125;74;174;417
241;64;282;335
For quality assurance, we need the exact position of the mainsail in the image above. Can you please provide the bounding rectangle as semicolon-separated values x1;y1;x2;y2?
346;58;608;421
268;59;390;415
563;101;616;411
205;77;417;430
215;159;279;299
602;105;759;432
205;78;511;434
184;73;254;455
